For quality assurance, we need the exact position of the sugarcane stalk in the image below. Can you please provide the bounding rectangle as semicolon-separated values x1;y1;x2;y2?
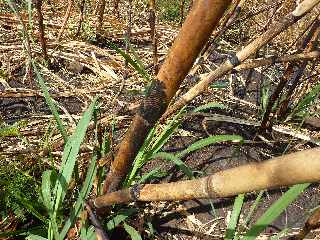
35;0;48;61
96;0;106;35
148;0;158;73
95;147;320;208
102;0;232;193
56;0;73;41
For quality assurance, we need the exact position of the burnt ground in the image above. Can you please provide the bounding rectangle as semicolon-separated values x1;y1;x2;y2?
1;45;320;239
1;2;320;240
140;123;320;239
3;64;320;239
133;105;320;239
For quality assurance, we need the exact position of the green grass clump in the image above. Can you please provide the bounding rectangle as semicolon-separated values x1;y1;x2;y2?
0;164;39;221
0;120;27;138
157;0;191;22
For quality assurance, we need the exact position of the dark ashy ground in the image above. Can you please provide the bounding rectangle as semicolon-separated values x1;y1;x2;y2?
1;2;320;239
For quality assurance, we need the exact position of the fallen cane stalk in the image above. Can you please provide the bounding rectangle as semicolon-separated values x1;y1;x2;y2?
161;0;320;120
95;147;320;208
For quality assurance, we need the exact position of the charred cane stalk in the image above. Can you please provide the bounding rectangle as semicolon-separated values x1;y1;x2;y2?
260;16;320;130
95;147;320;207
259;64;295;131
102;0;232;193
276;17;320;120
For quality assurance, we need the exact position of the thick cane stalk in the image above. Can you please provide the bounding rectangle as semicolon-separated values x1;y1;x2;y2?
95;147;320;207
162;0;320;120
102;0;232;193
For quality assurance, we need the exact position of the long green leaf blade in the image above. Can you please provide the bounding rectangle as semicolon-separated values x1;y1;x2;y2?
125;127;157;186
243;183;309;240
15;192;47;224
243;190;265;227
53;98;98;217
138;167;167;184
149;106;185;155
123;223;142;240
290;81;320;118
124;36;150;81
224;194;245;240
152;152;194;179
59;153;98;239
41;170;55;213
193;102;226;113
26;235;48;240
31;61;68;142
107;40;150;81
106;209;138;231
177;135;243;159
